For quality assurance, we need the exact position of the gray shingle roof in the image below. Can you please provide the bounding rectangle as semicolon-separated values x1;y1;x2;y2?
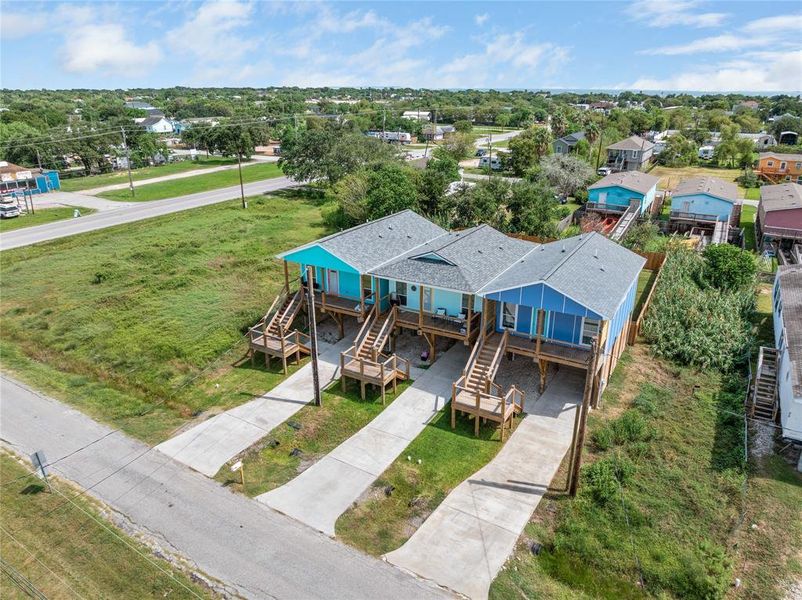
674;176;738;203
606;135;654;152
776;265;802;397
278;210;446;273
479;232;645;319
760;151;802;162
761;182;802;212
368;225;536;293
588;171;659;195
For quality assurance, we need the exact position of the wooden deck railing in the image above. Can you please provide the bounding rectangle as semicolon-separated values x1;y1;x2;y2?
670;210;726;223
371;305;398;359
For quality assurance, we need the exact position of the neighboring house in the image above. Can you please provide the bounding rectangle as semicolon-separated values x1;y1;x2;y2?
421;124;456;141
590;101;616;113
587;171;659;215
772;266;802;442
779;131;800;146
734;100;760;111
402;111;431;122
757;152;802;184
756;182;802;251
276;210;644;400
670;176;739;240
137;116;174;134
552;131;585;154
124;100;156;110
0;161;60;196
706;131;777;149
605;135;654;172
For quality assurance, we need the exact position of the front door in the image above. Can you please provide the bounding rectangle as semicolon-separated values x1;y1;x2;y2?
501;302;517;330
327;270;339;295
422;286;433;312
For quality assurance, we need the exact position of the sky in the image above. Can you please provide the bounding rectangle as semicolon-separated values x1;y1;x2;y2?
1;0;801;92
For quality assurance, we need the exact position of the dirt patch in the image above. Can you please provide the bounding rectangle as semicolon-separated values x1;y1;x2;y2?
392;328;455;367
750;421;775;461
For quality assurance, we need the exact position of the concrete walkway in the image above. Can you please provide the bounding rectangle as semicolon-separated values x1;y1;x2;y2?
385;367;584;600
156;335;353;477
259;344;468;536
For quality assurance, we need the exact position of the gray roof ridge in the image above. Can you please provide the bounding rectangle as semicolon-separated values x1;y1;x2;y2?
366;229;452;272
420;224;488;255
541;233;597;282
476;242;543;294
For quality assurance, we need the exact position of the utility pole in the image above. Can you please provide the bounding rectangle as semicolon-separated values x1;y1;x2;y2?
120;126;135;198
237;151;246;209
595;115;607;171
487;133;492;175
382;107;386;137
305;266;321;407
35;148;42;170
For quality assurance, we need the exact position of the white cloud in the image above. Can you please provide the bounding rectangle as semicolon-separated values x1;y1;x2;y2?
61;24;162;74
742;14;802;34
168;1;259;61
629;0;728;28
642;33;771;56
475;13;489;26
1;12;48;39
317;8;387;33
625;50;802;92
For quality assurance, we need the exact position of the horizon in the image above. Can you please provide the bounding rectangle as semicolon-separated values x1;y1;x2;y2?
1;1;801;93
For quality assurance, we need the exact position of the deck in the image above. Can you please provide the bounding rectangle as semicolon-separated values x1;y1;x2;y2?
396;308;481;341
313;290;368;319
505;333;592;369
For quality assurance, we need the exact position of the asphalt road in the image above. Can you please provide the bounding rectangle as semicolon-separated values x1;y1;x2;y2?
0;375;449;600
0;176;296;252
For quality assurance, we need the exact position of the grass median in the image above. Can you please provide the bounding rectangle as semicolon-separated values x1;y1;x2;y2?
97;162;283;202
215;379;412;497
59;157;238;192
0;453;211;598
0;207;96;232
0;190;327;444
335;406;509;555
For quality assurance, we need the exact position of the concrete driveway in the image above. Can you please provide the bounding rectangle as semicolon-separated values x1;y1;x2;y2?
258;344;468;535
156;335;353;477
0;375;448;600
29;191;135;211
385;367;584;600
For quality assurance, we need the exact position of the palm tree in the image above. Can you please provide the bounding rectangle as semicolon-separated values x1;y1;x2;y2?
532;127;552;159
585;121;600;145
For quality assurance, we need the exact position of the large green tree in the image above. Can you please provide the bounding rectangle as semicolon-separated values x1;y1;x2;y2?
508;127;552;176
539;154;594;198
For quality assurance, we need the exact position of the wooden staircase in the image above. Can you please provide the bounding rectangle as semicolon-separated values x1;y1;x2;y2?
609;202;639;242
463;330;508;394
750;346;779;421
248;289;310;373
340;305;409;403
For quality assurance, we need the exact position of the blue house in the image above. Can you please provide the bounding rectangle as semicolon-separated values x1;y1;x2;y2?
0;162;60;197
587;171;659;215
670;176;738;224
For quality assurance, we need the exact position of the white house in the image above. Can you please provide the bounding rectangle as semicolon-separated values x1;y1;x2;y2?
773;266;802;443
136;116;174;134
402;110;431;122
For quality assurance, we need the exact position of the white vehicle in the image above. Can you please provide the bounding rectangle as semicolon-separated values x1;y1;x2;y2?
0;201;21;219
698;145;715;160
366;131;412;144
596;166;612;176
478;155;502;170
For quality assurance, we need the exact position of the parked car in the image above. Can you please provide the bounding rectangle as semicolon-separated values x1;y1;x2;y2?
475;148;487;157
596;167;612;176
478;155;502;170
0;201;21;219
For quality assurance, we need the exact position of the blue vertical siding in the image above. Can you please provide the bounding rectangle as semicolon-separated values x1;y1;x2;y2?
605;278;637;353
486;283;602;320
588;184;656;215
670;193;734;221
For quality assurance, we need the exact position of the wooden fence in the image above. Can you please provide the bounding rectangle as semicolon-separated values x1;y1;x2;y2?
627;253;667;345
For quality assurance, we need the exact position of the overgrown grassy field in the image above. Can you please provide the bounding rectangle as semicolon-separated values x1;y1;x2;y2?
650;166;745;196
59;157;238;192
215;379;411;497
97;162;283;202
0;453;211;599
335;408;510;555
0;191;327;443
0;207;96;232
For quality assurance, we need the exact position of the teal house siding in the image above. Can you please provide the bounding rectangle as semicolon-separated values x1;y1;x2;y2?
671;192;734;221
283;245;358;276
588;185;655;214
387;280;482;316
605;279;637;353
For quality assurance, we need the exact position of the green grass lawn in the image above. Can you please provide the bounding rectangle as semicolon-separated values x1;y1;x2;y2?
634;268;657;315
744;187;760;200
0;207;96;232
215;379;412;497
335;407;510;556
0;453;210;599
97;162;283;202
0;190;328;444
741;204;757;251
59;157;238;192
650;165;746;196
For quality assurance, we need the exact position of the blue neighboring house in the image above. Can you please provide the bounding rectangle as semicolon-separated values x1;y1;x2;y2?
670;176;739;224
587;171;659;215
0;162;60;197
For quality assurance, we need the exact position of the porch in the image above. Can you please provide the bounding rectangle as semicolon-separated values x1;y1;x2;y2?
505;333;593;369
395;306;481;361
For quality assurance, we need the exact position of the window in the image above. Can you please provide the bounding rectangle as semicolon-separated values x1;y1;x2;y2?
501;302;516;329
581;318;601;345
795;162;802;170
767;160;774;167
786;176;792;181
780;161;787;171
395;282;408;306
361;275;373;300
461;294;471;315
797;176;802;184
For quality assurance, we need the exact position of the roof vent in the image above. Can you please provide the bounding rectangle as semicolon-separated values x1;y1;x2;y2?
600;265;605;271
594;249;598;258
561;244;566;252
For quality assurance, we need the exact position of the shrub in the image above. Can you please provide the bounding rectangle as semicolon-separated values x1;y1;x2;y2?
702;244;757;291
592;410;652;450
582;455;635;506
735;170;759;188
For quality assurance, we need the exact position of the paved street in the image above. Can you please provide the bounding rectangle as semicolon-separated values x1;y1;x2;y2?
386;367;584;600
0;176;296;251
0;375;449;600
473;129;522;147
